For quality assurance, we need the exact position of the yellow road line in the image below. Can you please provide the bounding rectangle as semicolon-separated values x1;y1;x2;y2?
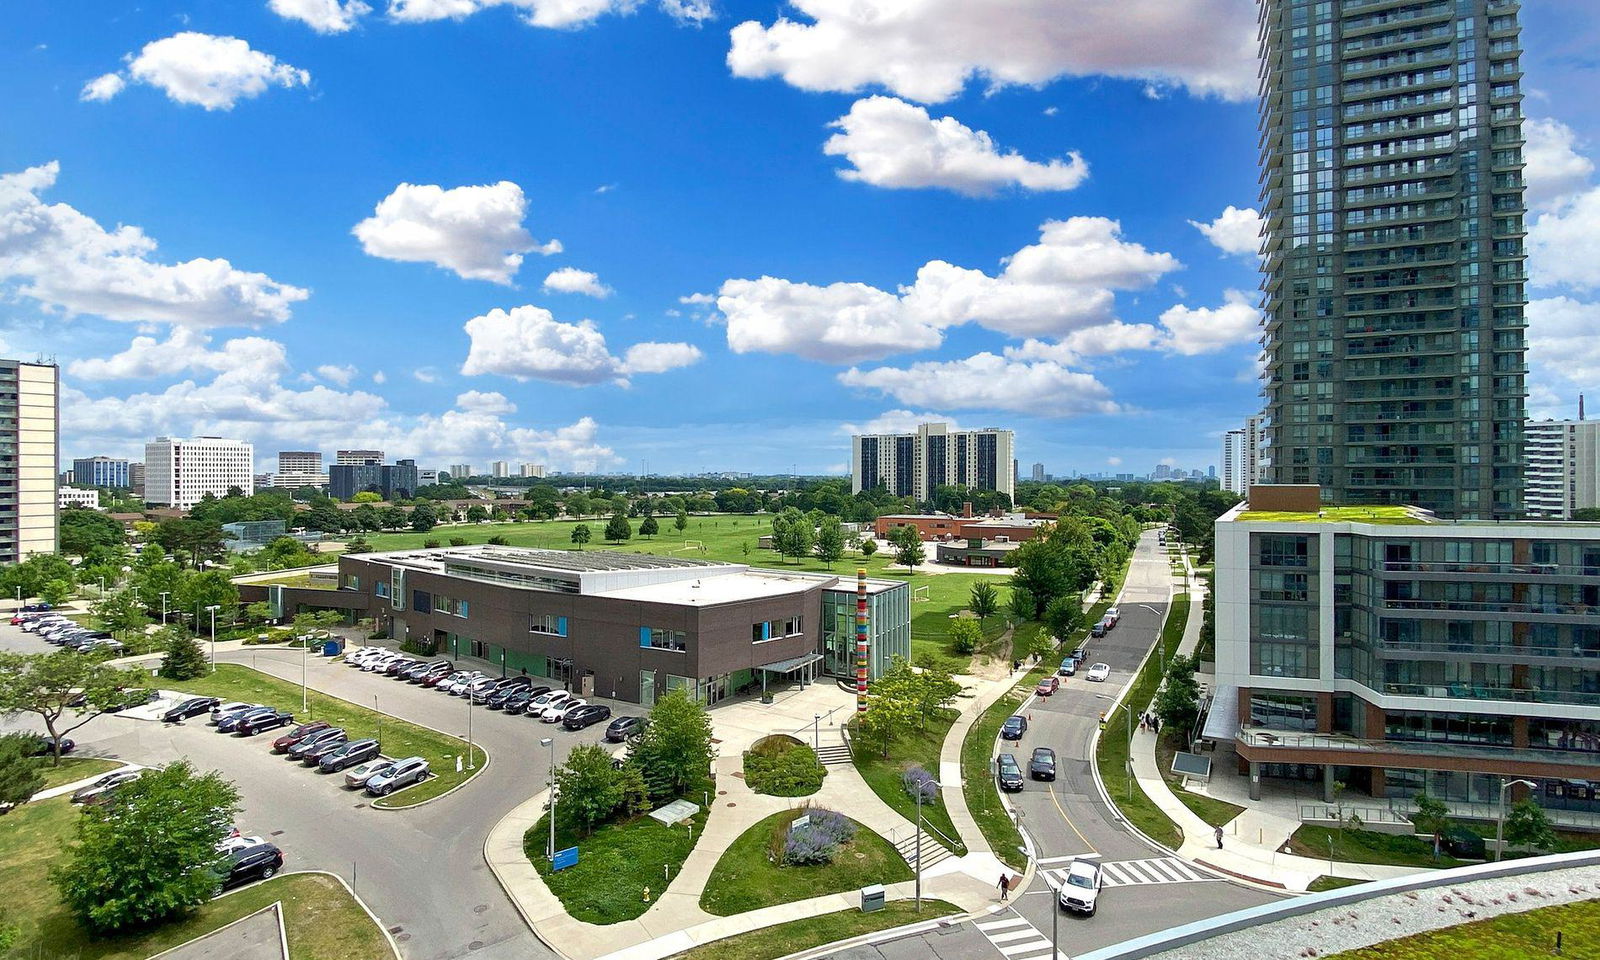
1048;780;1098;855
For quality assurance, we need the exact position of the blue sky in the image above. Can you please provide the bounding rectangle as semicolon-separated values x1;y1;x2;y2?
4;0;1598;478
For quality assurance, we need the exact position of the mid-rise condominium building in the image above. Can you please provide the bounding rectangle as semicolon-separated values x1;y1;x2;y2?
328;458;418;501
1208;485;1600;824
448;464;473;481
490;460;509;478
1256;0;1528;519
271;450;327;490
336;449;383;466
1525;419;1600;520
128;462;145;496
71;456;130;489
142;437;254;510
0;360;59;562
851;422;1015;504
519;463;546;478
58;487;101;509
1222;414;1270;497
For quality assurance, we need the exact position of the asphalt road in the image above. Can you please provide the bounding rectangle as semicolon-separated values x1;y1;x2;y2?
827;531;1283;960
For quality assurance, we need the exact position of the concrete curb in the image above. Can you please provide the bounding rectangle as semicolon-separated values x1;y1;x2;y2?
145;871;403;960
770;910;969;960
144;904;287;960
482;789;577;960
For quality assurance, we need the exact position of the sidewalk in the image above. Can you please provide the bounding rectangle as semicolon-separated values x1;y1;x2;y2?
1126;569;1428;892
29;763;145;802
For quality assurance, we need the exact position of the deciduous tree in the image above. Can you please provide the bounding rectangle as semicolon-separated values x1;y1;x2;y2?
815;515;846;568
0;733;46;812
555;743;647;834
570;524;592;550
0;652;146;763
639;516;659;538
605;513;632;543
888;525;924;571
629;689;715;799
1503;798;1558;854
969;580;999;624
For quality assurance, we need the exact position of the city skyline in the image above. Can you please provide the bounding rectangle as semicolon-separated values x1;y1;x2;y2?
3;3;1598;479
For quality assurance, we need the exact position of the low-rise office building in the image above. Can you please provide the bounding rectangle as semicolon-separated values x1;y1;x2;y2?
58;487;101;510
1209;485;1600;821
332;546;911;706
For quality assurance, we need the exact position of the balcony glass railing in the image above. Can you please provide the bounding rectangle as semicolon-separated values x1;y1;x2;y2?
1237;729;1598;762
1380;597;1600;617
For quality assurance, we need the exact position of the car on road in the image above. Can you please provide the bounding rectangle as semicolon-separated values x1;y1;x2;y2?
365;756;428;796
272;721;331;753
318;738;381;773
162;697;222;723
218;842;284;891
996;753;1024;792
344;758;396;789
1000;714;1028;741
1029;747;1057;781
1058;657;1078;677
526;689;573;719
209;702;258;725
1057;860;1102;915
542;697;588;723
1085;663;1111;683
563;704;612;730
71;770;141;805
217;706;275;734
236;708;295;736
1035;676;1059;697
298;731;352;766
21;735;75;756
1071;643;1090;663
1104;607;1121;627
604;716;646;742
1090;620;1109;638
287;727;346;760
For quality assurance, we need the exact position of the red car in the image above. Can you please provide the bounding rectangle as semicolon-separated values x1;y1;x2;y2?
1035;676;1060;697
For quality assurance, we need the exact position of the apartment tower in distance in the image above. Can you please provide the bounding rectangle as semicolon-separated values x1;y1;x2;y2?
336;449;383;466
1256;0;1527;519
70;455;129;489
0;360;59;562
1525;417;1600;519
851;422;1015;503
143;437;254;510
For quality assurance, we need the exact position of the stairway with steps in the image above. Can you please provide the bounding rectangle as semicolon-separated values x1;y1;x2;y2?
892;831;954;871
814;742;852;765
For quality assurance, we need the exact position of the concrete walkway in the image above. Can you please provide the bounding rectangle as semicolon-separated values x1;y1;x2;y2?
1126;558;1427;892
29;762;145;802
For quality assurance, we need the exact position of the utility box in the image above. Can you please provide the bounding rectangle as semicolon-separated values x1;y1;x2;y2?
860;884;885;913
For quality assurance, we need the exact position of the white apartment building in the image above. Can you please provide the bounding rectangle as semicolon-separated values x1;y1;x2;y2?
1;360;58;562
448;464;473;480
1526;419;1600;520
851;422;1015;503
58;487;101;509
272;450;328;490
143;437;254;509
336;449;383;465
490;460;510;478
519;463;546;478
1221;415;1269;497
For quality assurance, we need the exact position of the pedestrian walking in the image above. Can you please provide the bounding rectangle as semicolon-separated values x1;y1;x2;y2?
998;872;1010;901
1154;716;1162;734
1214;826;1224;850
1139;715;1147;733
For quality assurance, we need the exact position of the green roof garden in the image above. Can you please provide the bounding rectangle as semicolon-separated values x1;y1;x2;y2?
1234;505;1429;525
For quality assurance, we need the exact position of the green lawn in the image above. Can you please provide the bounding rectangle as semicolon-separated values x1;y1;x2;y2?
357;515;996;666
1330;899;1600;959
166;665;486;809
37;756;124;791
1154;729;1244;828
1284;825;1466;869
0;795;393;959
1094;594;1189;851
849;708;965;855
243;568;337;590
699;810;912;916
671;899;961;960
1237;506;1424;524
524;798;708;925
1307;875;1367;892
959;675;1036;871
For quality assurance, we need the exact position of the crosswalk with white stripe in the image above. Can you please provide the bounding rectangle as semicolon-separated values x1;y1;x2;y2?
973;914;1064;960
1044;856;1220;889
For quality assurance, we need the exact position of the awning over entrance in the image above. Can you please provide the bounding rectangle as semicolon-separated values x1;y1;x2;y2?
1201;684;1241;741
757;652;824;675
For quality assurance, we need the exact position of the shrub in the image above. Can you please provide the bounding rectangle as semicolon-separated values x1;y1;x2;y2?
423;539;442;549
779;807;856;866
743;736;826;797
902;764;939;804
449;537;469;547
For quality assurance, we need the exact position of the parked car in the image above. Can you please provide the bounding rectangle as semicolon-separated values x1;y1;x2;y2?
287;727;346;760
996;753;1024;792
218;842;284;891
363;653;402;673
1000;714;1028;741
298;731;352;765
384;657;420;677
344;758;396;789
71;770;141;805
1071;643;1090;663
542;697;588;723
216;833;267;855
21;735;75;756
406;660;453;682
19;602;52;612
604;715;646;742
209;702;257;725
1090;620;1108;639
1029;747;1057;781
1035;676;1059;697
1440;826;1488;859
365;756;428;796
1058;657;1078;677
217;706;274;734
466;677;501;703
420;669;459;689
446;672;486;696
273;721;331;753
486;678;535;709
237;708;295;736
1057;860;1102;915
1085;662;1112;683
526;689;572;719
1104;607;1121;627
162;697;222;723
318;738;381;773
563;704;612;730
501;687;539;715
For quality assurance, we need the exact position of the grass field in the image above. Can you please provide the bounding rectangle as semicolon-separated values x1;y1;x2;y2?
1236;506;1423;524
357;515;1000;665
37;756;124;791
1285;825;1466;869
1154;729;1244;828
699;810;912;916
849;708;965;855
1330;898;1600;958
0;794;393;959
166;665;486;809
959;674;1036;870
525;797;708;925
670;899;961;960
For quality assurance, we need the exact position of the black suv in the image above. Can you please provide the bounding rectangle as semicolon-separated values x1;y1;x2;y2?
1028;747;1056;781
605;716;646;742
219;842;284;890
1000;715;1028;741
563;704;612;730
162;697;221;723
997;753;1024;792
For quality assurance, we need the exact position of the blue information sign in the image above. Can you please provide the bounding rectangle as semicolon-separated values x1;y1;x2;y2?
552;846;579;871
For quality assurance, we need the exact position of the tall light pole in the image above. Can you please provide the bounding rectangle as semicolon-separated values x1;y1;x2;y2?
302;634;310;713
915;777;939;911
466;691;475;769
159;591;170;625
813;712;821;751
1495;778;1538;861
1136;603;1165;673
205;605;221;672
541;737;556;858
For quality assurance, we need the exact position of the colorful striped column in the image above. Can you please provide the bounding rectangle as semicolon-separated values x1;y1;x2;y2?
856;567;869;712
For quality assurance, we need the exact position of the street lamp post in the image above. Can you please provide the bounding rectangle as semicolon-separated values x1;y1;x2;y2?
159;591;169;625
541;737;556;859
813;712;821;751
467;691;475;769
915;777;940;911
1495;778;1538;861
205;605;221;672
1136;603;1165;672
302;634;310;713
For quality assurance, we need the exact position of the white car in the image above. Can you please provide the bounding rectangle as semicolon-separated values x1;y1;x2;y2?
446;672;486;696
344;758;396;789
542;698;587;723
526;690;572;719
364;653;403;673
365;756;429;796
217;834;267;854
343;646;379;666
209;702;258;725
1104;607;1121;627
1085;662;1112;683
1057;860;1102;915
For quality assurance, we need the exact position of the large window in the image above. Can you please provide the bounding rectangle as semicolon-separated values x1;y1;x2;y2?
641;627;687;652
1258;534;1310;567
1251;641;1317;678
751;616;803;643
530;613;567;636
1249;693;1318;731
433;594;469;618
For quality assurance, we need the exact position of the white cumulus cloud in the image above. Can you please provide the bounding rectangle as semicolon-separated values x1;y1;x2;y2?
269;0;374;32
353;180;558;284
0;162;308;327
1188;205;1262;257
543;267;612;297
838;410;964;436
727;0;1257;105
1525;118;1594;213
1157;290;1260;355
823;96;1088;196
839;352;1120;418
79;73;126;102
87;32;310;110
386;0;711;29
66;330;287;380
459;305;700;385
316;363;358;386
